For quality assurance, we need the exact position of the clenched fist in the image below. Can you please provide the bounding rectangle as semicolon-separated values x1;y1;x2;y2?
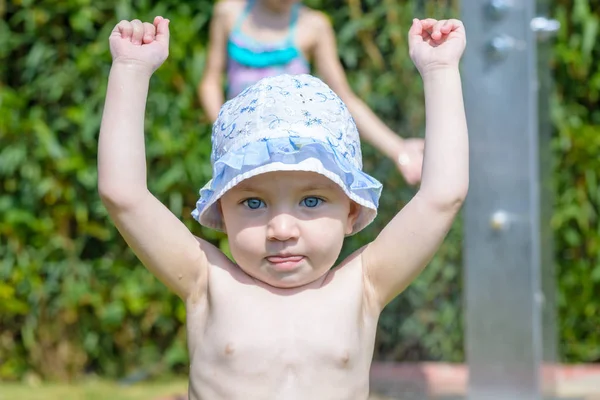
408;18;466;75
109;16;170;73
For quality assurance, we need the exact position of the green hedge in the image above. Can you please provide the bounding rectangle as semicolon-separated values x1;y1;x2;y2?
0;0;598;381
552;0;600;362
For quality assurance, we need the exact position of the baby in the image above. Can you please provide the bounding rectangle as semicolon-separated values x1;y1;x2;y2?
98;15;468;400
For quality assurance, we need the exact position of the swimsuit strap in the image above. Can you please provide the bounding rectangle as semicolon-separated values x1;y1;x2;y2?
231;0;255;35
285;2;301;45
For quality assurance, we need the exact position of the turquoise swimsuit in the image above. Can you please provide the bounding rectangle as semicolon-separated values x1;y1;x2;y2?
226;0;310;99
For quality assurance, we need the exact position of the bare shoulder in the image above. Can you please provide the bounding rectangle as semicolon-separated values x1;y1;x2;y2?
193;233;248;294
325;245;366;285
315;246;381;320
198;234;236;273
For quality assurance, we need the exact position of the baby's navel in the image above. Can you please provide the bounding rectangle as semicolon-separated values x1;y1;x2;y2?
225;343;235;356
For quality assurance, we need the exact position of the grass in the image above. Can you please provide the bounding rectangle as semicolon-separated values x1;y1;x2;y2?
0;378;188;400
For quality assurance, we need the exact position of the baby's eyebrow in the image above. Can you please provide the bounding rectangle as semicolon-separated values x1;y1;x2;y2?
300;182;338;192
233;180;338;193
233;181;260;192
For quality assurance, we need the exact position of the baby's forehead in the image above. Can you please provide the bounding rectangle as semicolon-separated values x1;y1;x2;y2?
233;171;340;192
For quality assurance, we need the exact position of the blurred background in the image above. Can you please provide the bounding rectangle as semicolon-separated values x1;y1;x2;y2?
1;0;599;398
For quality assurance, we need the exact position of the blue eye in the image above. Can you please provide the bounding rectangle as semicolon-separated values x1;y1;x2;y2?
301;197;323;208
243;198;265;209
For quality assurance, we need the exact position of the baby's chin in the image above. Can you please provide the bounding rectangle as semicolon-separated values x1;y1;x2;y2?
264;274;322;289
238;262;331;290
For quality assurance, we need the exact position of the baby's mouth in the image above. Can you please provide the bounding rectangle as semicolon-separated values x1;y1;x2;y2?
266;255;305;271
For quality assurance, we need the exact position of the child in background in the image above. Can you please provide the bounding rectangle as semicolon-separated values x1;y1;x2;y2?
99;14;468;400
198;0;425;185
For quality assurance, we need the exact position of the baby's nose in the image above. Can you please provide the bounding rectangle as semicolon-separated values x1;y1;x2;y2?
267;212;300;241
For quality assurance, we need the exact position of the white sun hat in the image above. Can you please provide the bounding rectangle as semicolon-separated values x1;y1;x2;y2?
191;74;382;235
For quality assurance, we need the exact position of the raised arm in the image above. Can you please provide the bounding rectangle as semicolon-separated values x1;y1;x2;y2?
98;17;211;301
311;12;424;185
361;19;469;310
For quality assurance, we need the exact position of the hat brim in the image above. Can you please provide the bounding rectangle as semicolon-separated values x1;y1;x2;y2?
192;136;382;235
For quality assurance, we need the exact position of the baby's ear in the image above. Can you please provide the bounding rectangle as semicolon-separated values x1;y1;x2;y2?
345;201;360;235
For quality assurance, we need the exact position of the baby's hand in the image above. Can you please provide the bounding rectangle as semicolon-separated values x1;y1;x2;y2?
408;18;466;75
109;16;170;73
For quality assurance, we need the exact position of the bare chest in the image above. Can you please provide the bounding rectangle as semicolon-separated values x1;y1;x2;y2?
188;273;377;375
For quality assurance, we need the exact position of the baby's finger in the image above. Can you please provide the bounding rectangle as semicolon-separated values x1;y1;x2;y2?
408;19;425;49
115;20;133;40
130;19;144;45
418;18;439;41
431;20;448;40
408;18;422;36
419;18;438;32
440;21;453;34
142;22;156;44
445;19;465;34
154;16;170;46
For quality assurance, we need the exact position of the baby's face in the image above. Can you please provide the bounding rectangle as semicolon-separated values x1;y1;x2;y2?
220;171;359;288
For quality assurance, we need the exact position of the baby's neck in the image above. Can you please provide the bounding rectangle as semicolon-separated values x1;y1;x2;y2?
242;267;333;296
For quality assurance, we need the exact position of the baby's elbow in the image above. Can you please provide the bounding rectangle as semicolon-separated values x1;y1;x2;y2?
97;183;141;211
433;195;466;215
418;183;469;213
450;191;467;212
98;184;122;210
451;180;469;207
447;181;469;211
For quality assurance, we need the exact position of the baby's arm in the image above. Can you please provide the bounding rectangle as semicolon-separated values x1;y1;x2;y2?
361;19;469;309
198;1;230;122
99;17;211;301
310;12;424;185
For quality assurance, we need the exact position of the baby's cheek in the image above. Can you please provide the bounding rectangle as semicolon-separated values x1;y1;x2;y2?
229;228;264;261
307;221;345;261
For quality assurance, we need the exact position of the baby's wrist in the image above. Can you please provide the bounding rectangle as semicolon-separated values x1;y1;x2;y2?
419;64;460;79
111;58;155;78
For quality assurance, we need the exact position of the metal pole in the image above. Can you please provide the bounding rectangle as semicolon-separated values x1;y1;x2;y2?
461;0;559;398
